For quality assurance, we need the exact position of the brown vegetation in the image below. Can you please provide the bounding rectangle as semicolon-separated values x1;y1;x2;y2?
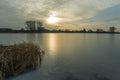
0;43;45;79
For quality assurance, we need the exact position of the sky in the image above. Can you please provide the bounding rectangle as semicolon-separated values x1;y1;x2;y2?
0;0;120;30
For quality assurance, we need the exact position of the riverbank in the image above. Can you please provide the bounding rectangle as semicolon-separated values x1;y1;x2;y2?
0;43;45;80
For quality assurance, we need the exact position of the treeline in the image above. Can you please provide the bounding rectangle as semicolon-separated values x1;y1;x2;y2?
0;27;118;33
0;20;119;33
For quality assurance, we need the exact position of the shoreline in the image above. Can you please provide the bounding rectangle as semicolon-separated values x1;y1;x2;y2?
0;32;120;34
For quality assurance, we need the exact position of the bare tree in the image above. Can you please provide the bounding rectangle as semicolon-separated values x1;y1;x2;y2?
109;27;116;33
25;20;43;31
26;21;36;31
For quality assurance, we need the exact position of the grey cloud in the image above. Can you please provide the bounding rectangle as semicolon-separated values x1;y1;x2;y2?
0;0;120;29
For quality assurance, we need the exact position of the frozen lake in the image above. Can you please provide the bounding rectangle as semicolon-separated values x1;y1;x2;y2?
0;33;120;80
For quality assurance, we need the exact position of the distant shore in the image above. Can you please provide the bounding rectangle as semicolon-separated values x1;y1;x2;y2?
0;26;119;34
0;31;120;34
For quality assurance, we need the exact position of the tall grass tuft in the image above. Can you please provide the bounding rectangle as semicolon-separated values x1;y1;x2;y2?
0;43;45;79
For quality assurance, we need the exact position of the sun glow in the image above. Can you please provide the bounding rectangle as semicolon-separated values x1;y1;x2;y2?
47;16;60;24
47;11;60;24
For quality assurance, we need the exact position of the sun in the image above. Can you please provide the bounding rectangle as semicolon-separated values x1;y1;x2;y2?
47;16;60;24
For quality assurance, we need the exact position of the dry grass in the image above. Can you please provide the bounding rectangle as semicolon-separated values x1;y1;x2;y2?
0;43;45;79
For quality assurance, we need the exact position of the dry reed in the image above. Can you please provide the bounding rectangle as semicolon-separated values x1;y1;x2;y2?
0;43;45;79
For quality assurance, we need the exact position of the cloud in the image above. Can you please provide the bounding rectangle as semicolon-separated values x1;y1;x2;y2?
78;4;120;26
0;0;120;29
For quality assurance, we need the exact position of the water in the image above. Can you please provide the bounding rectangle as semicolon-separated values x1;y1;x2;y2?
0;33;120;80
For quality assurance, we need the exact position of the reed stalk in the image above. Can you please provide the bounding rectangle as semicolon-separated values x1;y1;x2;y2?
0;43;45;79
